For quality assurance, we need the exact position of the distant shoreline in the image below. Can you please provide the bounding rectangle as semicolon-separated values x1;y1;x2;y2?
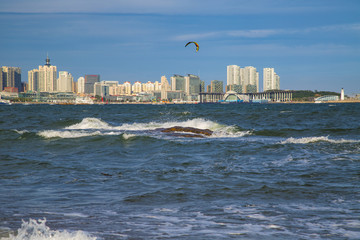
289;100;360;104
6;100;360;105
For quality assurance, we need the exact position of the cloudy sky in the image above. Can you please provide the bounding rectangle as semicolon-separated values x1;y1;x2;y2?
1;0;359;93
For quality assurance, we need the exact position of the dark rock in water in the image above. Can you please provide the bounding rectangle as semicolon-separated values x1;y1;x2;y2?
171;133;207;138
157;126;213;137
101;173;112;177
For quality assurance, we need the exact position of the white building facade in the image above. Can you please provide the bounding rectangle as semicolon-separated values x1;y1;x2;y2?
77;77;85;94
57;71;74;92
263;68;280;91
227;65;259;93
227;65;241;86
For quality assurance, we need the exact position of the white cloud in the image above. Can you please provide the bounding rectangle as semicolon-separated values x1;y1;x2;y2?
173;29;284;41
218;43;360;57
173;23;360;41
226;29;282;38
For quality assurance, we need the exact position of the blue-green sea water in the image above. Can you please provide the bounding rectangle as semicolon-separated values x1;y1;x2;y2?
0;103;359;239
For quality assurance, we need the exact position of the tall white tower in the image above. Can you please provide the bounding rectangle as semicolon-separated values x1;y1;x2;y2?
77;77;85;94
243;66;259;93
341;88;344;100
38;55;57;92
57;71;73;92
263;68;280;91
227;65;240;86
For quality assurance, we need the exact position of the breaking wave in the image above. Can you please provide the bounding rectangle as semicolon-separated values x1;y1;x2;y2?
65;118;110;130
38;130;102;139
2;218;96;240
280;136;360;144
37;117;250;139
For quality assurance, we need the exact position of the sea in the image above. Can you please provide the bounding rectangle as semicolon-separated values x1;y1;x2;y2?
0;103;359;240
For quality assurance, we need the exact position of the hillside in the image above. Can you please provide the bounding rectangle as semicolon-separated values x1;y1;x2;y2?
292;90;340;102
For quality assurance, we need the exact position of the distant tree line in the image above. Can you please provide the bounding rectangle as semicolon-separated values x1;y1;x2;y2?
292;90;340;101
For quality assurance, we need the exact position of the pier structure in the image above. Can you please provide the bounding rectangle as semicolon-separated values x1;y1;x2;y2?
249;90;293;102
199;92;224;103
199;90;293;103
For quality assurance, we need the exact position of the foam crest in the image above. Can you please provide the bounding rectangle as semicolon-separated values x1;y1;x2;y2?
39;118;250;139
14;129;29;135
3;218;96;240
281;136;359;144
211;126;251;138
66;118;111;130
38;130;101;139
115;118;222;131
123;133;137;140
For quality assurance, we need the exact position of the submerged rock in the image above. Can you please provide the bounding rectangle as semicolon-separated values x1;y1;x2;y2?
157;126;213;138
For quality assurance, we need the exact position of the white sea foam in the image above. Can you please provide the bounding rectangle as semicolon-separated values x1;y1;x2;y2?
66;118;111;130
13;129;29;135
38;130;101;139
118;117;250;138
122;133;137;140
39;117;250;139
115;118;223;131
3;218;96;240
280;136;360;144
247;213;267;220
211;126;251;138
63;213;89;218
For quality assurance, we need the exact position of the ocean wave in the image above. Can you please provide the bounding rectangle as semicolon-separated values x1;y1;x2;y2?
122;133;137;140
280;136;360;144
38;130;102;139
116;118;224;131
211;126;251;138
2;218;96;240
13;129;30;135
65;118;111;130
64;117;222;132
38;117;251;139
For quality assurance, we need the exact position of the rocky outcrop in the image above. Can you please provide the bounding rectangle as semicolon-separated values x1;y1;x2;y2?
157;126;213;138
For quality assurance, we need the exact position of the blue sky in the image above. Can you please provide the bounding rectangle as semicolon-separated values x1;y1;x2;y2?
1;0;359;93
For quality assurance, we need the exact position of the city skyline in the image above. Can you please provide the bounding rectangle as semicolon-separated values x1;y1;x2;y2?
1;0;359;94
2;54;280;93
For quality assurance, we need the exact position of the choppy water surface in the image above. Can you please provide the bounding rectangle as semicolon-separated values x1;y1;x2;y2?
0;103;359;239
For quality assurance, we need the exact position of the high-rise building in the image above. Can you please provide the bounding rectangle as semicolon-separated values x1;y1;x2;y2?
263;68;280;91
185;74;200;96
132;81;142;93
200;80;205;93
38;55;57;92
227;65;259;93
227;65;240;86
161;76;171;100
171;75;186;92
210;80;224;93
123;81;132;95
226;84;242;93
94;81;110;97
1;66;21;92
227;65;242;93
28;69;39;92
77;77;85;94
84;75;100;95
0;67;3;91
243;66;259;93
143;81;155;93
57;71;74;92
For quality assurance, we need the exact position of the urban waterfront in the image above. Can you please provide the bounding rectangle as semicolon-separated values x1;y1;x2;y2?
1;103;359;239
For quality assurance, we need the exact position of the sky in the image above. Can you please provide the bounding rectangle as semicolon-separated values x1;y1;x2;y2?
1;0;360;93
